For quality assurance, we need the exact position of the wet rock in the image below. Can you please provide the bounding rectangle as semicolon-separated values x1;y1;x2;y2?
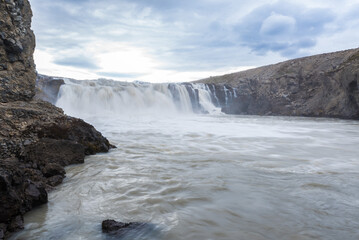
0;159;24;224
46;175;64;187
42;163;65;178
7;215;23;232
102;220;150;235
24;181;47;208
102;220;161;240
0;227;4;240
0;174;8;192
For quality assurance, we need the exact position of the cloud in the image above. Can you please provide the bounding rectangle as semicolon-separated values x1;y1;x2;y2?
235;1;335;56
29;0;359;82
54;56;99;70
97;72;143;79
259;13;296;36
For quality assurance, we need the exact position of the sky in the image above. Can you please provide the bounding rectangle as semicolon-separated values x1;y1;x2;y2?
29;0;359;83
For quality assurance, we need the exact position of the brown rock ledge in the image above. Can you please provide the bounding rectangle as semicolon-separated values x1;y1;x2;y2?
0;100;114;238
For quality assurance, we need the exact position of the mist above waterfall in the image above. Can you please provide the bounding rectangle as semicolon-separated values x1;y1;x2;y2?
56;79;237;119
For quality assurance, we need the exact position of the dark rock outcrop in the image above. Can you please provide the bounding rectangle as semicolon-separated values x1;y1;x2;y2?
0;1;114;238
0;101;112;237
0;100;112;159
102;220;147;234
0;0;36;102
197;48;359;119
0;158;48;234
24;138;85;168
102;219;158;239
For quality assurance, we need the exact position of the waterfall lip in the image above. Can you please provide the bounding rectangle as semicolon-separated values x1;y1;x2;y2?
37;77;233;117
55;79;225;117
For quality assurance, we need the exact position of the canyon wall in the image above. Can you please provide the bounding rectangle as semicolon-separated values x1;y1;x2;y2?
197;48;359;119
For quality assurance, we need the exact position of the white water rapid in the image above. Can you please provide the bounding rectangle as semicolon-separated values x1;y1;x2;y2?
10;79;359;240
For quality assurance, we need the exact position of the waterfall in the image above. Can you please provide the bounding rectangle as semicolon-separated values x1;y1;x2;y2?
55;79;222;118
211;84;220;107
223;85;229;106
191;83;222;114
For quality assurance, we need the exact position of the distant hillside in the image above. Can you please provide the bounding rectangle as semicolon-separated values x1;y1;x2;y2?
196;48;359;119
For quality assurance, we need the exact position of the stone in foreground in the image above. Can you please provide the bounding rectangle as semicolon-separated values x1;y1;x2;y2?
102;219;160;239
102;220;148;234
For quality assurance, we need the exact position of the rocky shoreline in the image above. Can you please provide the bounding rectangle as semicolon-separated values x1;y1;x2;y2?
0;1;113;239
0;101;113;238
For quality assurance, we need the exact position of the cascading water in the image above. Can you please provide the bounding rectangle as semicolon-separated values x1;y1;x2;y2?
191;83;222;114
223;85;230;106
55;79;226;118
233;88;237;98
210;84;220;107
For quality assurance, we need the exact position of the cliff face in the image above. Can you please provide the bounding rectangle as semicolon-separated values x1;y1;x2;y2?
0;1;113;239
197;48;359;119
35;74;65;104
0;0;36;102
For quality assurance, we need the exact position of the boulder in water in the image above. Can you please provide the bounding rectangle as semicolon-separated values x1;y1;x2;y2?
102;219;159;239
102;220;147;234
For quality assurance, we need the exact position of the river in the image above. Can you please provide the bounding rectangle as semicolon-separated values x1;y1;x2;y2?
10;80;359;240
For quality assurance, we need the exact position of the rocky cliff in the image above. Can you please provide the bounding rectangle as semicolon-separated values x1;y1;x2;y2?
197;48;359;119
0;1;113;239
0;0;36;102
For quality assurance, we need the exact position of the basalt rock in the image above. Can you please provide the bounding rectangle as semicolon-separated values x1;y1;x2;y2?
0;0;36;102
0;100;113;237
37;117;112;155
197;48;359;119
0;100;112;159
23;138;85;168
102;219;158;239
0;158;48;235
102;220;146;234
